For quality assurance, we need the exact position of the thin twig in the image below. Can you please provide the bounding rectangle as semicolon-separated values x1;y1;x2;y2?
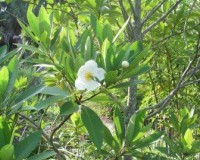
127;0;135;16
80;91;101;103
118;0;134;41
141;0;166;26
148;72;159;103
152;23;200;47
183;0;197;49
181;79;200;87
50;115;72;144
105;90;126;111
142;0;182;35
145;32;200;119
18;113;65;160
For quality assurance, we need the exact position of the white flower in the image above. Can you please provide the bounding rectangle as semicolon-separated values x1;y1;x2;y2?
121;61;129;68
75;60;105;91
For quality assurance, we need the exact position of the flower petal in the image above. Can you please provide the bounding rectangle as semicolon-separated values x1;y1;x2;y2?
77;66;88;79
75;60;105;91
75;78;86;90
85;60;98;68
86;80;100;91
94;68;105;81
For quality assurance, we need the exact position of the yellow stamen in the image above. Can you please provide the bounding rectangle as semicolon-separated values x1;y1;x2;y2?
85;72;93;81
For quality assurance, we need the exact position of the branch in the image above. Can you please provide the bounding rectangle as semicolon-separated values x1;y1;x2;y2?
152;23;200;47
18;113;65;160
142;0;182;35
145;32;200;119
127;0;135;17
180;79;200;88
183;0;197;49
146;58;193;116
141;0;166;26
118;0;134;41
50;115;72;145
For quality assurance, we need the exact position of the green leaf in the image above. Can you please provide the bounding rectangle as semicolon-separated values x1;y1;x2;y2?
101;39;113;70
125;113;137;146
5;0;12;3
40;87;68;96
18;20;39;43
60;101;79;115
34;95;66;110
90;14;103;44
27;151;55;160
50;27;63;52
113;107;125;145
89;94;115;103
164;137;181;154
0;144;14;160
103;24;113;42
0;48;19;66
105;71;118;87
15;44;42;54
14;131;42;160
131;110;146;142
6;56;18;95
169;112;180;131
39;6;51;36
112;17;130;43
183;129;194;148
0;45;7;59
133;132;163;149
0;66;9;99
103;125;120;153
192;141;200;150
27;8;40;38
81;106;104;151
84;36;93;60
10;85;45;113
0;117;11;149
120;64;150;80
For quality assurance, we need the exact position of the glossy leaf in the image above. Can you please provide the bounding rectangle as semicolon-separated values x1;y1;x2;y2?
112;17;130;43
27;8;40;38
0;117;11;149
6;56;18;95
81;106;104;151
103;125;120;153
0;45;7;59
90;14;103;43
133;132;164;149
60;101;79;115
27;151;56;160
0;66;9;99
113;107;125;145
104;71;118;87
125;113;137;146
0;144;14;160
14;131;42;160
35;95;66;110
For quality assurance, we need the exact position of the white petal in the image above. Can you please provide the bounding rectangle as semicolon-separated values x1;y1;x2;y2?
94;68;105;81
85;60;98;68
86;80;100;91
77;66;88;79
75;78;86;90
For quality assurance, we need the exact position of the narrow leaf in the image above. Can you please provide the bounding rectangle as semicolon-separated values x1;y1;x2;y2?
81;106;104;151
15;131;42;160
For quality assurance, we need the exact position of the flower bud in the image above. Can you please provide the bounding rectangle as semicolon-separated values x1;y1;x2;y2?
121;61;129;68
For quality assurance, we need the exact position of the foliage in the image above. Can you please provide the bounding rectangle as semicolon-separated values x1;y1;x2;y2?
0;0;199;159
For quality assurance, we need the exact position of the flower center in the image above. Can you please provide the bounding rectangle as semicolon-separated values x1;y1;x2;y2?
85;72;93;81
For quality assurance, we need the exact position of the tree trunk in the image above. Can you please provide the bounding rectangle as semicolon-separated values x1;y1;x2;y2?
125;0;142;123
